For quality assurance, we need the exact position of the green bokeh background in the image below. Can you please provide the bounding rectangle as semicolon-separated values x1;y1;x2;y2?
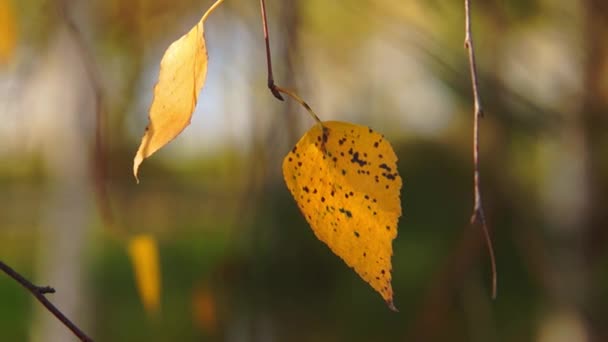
1;0;607;341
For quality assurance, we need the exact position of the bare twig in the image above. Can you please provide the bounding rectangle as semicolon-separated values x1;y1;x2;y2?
260;0;284;101
0;261;93;342
464;0;497;299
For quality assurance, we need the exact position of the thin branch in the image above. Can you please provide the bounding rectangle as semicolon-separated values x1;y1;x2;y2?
260;0;284;101
464;0;497;299
0;261;93;342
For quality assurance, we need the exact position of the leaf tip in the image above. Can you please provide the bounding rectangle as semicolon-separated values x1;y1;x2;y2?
133;153;143;184
386;299;399;312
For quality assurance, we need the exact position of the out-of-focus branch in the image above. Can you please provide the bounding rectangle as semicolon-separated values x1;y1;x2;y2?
464;0;496;299
0;261;93;342
56;0;114;227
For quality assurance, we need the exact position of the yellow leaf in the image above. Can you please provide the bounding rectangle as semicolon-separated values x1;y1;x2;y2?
0;0;17;64
128;234;161;315
282;121;402;310
133;0;224;181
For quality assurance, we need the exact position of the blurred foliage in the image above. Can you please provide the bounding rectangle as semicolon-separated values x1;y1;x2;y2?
0;0;607;341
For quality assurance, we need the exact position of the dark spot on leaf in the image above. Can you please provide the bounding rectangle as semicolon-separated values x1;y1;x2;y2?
321;197;325;202
342;169;346;176
354;231;360;238
351;152;367;167
379;163;391;172
303;186;309;193
339;208;353;218
382;172;397;180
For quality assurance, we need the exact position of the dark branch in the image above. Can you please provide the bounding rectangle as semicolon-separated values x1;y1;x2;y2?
0;261;93;342
260;0;284;101
464;0;497;299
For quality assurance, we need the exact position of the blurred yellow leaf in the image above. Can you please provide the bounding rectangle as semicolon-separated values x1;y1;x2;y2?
283;121;402;310
133;0;224;181
0;0;17;64
128;234;161;314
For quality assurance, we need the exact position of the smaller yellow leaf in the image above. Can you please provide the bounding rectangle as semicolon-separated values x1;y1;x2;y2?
133;0;224;181
283;121;402;310
0;0;18;64
128;234;161;315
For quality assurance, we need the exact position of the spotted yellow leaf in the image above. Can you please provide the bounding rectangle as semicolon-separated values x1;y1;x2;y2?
283;121;402;310
128;234;161;315
133;0;224;181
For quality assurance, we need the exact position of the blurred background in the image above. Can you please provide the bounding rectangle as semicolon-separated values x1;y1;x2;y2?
1;0;607;341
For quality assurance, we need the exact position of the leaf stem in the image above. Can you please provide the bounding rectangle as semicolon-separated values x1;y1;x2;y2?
274;85;323;125
202;0;226;22
0;261;93;342
464;0;497;299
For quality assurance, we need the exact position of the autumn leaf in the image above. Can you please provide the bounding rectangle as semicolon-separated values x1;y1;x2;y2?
128;234;161;315
0;0;17;65
283;121;402;310
133;0;224;181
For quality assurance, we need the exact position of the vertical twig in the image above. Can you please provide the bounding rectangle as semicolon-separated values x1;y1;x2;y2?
0;261;93;342
259;0;324;127
464;0;497;299
260;0;284;101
